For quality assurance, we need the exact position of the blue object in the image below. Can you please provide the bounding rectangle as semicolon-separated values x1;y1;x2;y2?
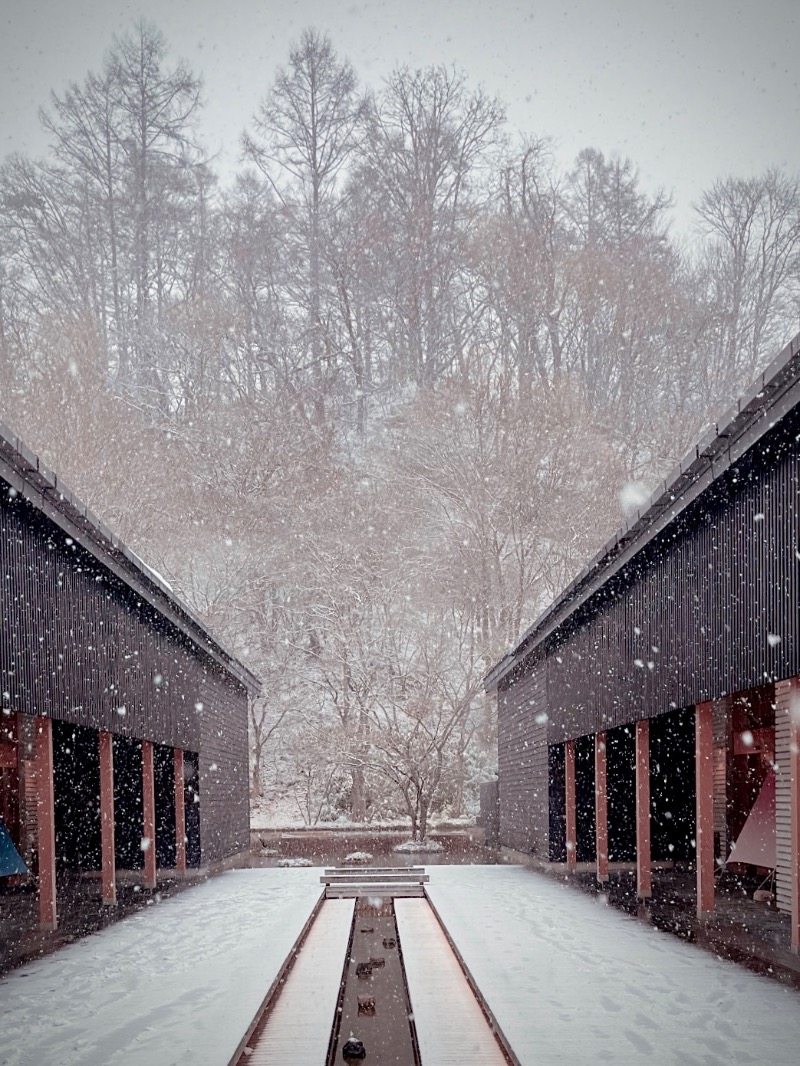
0;817;27;876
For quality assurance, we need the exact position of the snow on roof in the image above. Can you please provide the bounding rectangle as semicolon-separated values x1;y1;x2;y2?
0;421;260;696
485;328;800;690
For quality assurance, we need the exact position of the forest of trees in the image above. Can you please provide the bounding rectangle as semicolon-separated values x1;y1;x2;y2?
1;23;799;834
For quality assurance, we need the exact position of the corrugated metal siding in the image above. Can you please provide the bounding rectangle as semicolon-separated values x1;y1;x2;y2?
1;484;250;866
497;661;548;855
774;679;792;914
540;408;800;742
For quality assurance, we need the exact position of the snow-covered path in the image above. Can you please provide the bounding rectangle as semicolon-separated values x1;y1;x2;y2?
0;869;323;1066
427;865;800;1065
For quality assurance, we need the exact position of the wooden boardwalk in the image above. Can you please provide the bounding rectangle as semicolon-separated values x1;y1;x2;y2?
395;898;509;1066
244;899;354;1065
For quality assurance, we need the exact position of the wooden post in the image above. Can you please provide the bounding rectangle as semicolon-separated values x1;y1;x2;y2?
35;716;57;930
695;702;715;918
595;732;609;883
141;740;157;889
174;748;186;874
99;731;116;906
565;739;577;866
790;684;800;954
636;719;652;899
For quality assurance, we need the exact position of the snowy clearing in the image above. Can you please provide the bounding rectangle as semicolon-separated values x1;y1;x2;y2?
0;869;322;1066
427;865;800;1065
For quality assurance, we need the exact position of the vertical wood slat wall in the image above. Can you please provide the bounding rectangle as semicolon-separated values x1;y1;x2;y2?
0;481;252;868
497;661;548;856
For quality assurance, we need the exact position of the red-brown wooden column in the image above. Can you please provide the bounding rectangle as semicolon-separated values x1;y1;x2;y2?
565;739;577;867
695;701;715;918
174;748;186;874
790;685;800;954
141;741;157;889
99;731;116;905
635;719;652;899
35;716;57;930
595;732;609;883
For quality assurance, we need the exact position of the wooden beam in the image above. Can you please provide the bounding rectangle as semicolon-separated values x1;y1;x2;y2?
99;731;116;906
595;732;609;883
565;739;577;866
174;748;186;874
636;720;652;899
790;683;800;954
695;702;715;917
35;716;57;930
141;741;157;889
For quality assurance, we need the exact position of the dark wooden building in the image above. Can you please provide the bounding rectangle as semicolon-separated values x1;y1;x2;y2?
0;423;260;927
486;330;800;954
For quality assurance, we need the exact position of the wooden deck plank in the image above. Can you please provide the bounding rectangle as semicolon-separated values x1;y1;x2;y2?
321;873;429;884
325;885;425;898
245;899;354;1065
323;866;425;875
395;899;508;1066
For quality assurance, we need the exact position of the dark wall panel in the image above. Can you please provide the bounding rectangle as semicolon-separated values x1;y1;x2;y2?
497;660;549;855
114;736;144;870
155;743;176;869
548;744;566;862
197;673;250;865
607;726;636;862
575;734;596;863
53;720;100;870
0;492;201;749
650;707;696;862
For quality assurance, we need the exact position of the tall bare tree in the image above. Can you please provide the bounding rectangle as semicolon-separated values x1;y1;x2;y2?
695;169;800;408
244;29;368;419
360;65;505;387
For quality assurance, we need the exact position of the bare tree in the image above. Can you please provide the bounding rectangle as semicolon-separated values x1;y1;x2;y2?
360;65;505;387
244;29;368;419
695;169;800;407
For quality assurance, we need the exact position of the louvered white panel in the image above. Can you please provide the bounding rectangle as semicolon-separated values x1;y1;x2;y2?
395;899;507;1066
774;680;792;913
713;697;728;858
247;899;354;1065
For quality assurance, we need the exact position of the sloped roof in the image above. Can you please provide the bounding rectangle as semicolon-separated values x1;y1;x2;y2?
485;329;800;690
0;422;261;696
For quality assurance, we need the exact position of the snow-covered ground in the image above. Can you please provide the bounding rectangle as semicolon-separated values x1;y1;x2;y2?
427;865;800;1065
2;865;799;1065
0;869;323;1066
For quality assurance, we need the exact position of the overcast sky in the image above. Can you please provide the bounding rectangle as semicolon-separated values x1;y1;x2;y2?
1;0;798;234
